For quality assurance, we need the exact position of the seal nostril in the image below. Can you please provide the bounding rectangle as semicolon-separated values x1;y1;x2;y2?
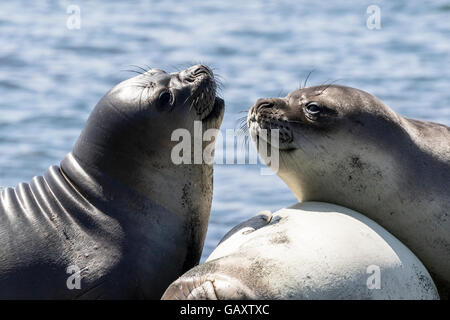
256;101;273;113
192;65;212;78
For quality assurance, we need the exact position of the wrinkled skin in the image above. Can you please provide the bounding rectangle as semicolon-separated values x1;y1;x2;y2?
0;65;224;299
247;85;450;298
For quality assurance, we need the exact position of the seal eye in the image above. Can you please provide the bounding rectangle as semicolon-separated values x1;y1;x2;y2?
305;102;322;115
158;90;173;106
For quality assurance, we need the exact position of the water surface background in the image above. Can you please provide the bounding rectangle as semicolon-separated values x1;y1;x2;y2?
0;0;449;261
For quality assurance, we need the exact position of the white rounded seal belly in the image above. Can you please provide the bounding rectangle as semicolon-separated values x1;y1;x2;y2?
162;202;439;300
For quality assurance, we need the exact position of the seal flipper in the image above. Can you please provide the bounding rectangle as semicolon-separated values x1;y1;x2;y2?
161;271;256;300
203;211;272;263
218;210;272;245
161;278;218;300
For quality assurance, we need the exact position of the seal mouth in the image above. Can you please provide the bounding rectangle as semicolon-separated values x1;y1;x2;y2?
190;79;217;120
247;106;294;150
203;96;225;124
186;66;218;120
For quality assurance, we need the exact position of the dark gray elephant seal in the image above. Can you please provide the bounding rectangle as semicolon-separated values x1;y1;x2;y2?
0;64;224;299
247;85;450;298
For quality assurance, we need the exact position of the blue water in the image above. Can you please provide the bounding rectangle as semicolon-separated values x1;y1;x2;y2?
0;1;449;261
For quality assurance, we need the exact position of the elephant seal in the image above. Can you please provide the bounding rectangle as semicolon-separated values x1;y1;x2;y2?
247;85;450;298
0;64;224;299
162;202;439;300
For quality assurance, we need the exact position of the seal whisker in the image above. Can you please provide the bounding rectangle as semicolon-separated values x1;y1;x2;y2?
128;64;150;74
138;82;146;111
302;69;315;89
121;69;146;76
310;79;343;97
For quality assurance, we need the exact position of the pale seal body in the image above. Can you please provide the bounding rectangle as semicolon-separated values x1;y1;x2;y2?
162;202;439;300
247;85;450;297
0;65;224;299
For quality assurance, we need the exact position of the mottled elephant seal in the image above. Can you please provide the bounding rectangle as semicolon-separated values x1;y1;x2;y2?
247;85;450;298
0;64;224;299
162;202;439;300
